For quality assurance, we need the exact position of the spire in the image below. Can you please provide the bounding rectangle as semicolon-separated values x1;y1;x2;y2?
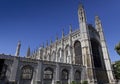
62;29;64;38
26;46;30;57
15;41;21;56
42;43;44;48
95;16;103;32
56;33;58;41
69;24;72;34
46;40;48;46
78;4;86;24
50;39;53;44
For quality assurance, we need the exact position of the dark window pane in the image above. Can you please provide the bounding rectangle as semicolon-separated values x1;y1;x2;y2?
74;41;82;64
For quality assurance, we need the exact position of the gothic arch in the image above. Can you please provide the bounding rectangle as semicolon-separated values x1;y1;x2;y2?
90;38;102;68
43;67;53;84
20;65;34;84
91;38;109;83
75;70;81;80
61;69;69;84
74;40;82;64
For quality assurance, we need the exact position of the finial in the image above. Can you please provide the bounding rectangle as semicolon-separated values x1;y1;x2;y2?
62;28;64;38
46;40;48;46
69;24;72;34
50;38;53;44
95;15;101;25
26;46;30;57
15;41;21;56
42;43;44;48
78;3;84;9
95;15;102;31
56;33;58;41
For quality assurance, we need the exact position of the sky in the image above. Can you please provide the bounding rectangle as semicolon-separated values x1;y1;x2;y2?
0;0;120;62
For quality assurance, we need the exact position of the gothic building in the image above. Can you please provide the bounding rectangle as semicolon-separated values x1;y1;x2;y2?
0;4;115;84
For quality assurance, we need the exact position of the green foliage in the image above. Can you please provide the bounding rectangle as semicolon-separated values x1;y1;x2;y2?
70;81;81;84
56;81;60;84
82;81;88;84
115;42;120;55
113;61;120;80
71;81;76;84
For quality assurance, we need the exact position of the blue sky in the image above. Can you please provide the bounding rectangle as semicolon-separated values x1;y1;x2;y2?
0;0;120;62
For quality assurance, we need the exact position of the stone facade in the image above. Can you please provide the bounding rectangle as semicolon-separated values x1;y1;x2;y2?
0;4;115;84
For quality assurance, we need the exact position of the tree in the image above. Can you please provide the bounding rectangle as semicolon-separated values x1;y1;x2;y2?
115;42;120;55
112;61;120;80
113;42;120;81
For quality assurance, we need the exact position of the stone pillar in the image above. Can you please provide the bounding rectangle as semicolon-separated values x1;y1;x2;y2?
9;57;19;84
95;16;115;84
78;4;94;83
70;65;74;82
69;25;73;64
35;61;42;84
56;64;60;83
81;66;87;82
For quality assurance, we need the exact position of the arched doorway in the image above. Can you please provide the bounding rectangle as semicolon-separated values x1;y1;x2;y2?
75;70;81;83
20;65;33;84
61;69;69;84
43;67;53;84
74;41;82;65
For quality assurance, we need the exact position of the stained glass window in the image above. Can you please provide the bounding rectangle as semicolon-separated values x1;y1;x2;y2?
74;41;82;64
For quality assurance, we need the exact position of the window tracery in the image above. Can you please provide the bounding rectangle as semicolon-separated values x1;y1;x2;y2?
43;68;53;80
74;41;82;64
21;65;33;80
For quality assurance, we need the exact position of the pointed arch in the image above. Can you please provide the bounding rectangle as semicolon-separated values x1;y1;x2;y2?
91;39;102;68
75;70;81;80
20;65;34;84
74;40;82;64
61;69;69;84
43;67;53;80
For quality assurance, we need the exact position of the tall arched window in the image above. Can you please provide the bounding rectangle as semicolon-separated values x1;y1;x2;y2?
91;39;102;68
74;41;82;64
